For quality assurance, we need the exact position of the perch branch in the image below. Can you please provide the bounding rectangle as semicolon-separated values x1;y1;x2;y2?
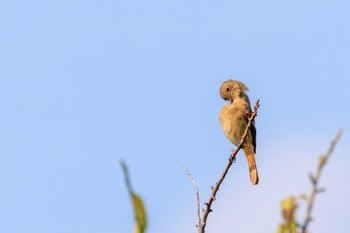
199;100;260;233
300;129;342;233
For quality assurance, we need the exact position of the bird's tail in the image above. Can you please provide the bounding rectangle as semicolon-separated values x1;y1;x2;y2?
243;145;259;185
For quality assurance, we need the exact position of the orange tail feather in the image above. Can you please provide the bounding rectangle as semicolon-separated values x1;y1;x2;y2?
243;145;259;185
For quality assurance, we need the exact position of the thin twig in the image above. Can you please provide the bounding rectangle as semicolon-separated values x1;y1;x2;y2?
183;166;202;229
300;130;342;233
120;160;133;194
199;100;260;233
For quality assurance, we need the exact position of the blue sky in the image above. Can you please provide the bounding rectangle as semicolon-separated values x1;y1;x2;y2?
0;0;349;232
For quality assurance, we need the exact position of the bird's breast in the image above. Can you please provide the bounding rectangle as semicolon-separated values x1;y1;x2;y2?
219;104;244;146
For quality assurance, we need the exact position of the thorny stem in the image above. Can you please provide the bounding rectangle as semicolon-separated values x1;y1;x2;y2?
197;100;260;233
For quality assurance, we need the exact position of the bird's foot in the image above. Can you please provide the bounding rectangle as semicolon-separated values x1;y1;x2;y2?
244;106;251;118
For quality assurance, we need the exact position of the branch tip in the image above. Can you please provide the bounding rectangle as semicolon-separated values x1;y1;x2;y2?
301;130;342;233
183;165;202;230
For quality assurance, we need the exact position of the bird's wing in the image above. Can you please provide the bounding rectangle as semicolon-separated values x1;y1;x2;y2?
244;102;257;153
250;120;257;153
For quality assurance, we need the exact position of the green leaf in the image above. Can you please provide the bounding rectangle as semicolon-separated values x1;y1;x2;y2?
121;160;147;233
277;223;298;233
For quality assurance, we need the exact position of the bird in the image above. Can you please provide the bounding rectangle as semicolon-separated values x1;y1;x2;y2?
219;80;259;185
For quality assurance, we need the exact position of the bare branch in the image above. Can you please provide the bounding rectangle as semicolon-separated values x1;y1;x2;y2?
300;130;342;233
183;165;202;230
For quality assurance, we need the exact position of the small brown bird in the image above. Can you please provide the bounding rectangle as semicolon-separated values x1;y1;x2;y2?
219;80;259;185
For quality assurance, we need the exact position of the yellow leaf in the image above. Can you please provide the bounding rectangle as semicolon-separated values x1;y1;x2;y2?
319;155;327;166
132;193;147;233
281;197;295;211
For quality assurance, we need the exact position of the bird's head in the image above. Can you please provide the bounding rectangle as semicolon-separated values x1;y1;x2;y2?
219;80;249;102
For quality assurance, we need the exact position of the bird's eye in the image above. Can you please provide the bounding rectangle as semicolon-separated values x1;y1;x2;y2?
226;87;230;92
